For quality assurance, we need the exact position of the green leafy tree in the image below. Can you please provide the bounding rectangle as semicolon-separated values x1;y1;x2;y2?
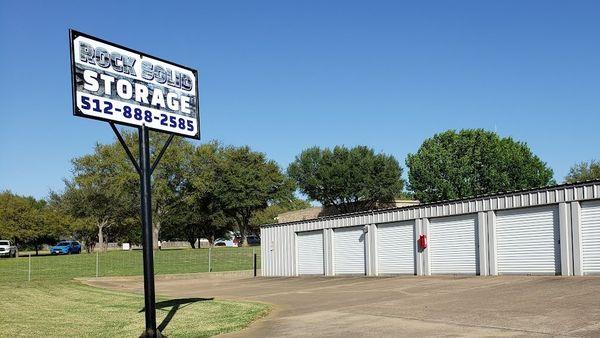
160;142;234;247
69;217;98;253
0;191;36;244
406;129;554;203
0;191;69;255
565;160;600;183
148;133;195;249
288;146;405;213
49;191;104;252
106;131;195;250
214;146;293;246
59;136;138;251
58;130;195;251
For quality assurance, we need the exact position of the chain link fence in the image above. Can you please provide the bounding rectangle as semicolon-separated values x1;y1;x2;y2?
0;247;260;283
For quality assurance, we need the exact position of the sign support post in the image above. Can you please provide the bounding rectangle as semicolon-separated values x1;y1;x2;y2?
111;123;174;337
139;125;158;337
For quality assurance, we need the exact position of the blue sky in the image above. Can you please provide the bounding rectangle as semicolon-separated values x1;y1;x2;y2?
1;1;599;199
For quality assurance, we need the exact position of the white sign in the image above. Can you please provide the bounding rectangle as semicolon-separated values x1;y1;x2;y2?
70;30;200;139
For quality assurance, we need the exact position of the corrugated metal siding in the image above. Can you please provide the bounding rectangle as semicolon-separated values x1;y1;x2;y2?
262;224;296;277
429;215;479;274
496;206;560;275
333;227;366;275
297;231;325;275
581;200;600;275
377;221;415;274
261;181;600;277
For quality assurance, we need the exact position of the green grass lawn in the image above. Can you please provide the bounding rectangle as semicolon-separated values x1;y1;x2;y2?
0;280;270;337
0;247;260;283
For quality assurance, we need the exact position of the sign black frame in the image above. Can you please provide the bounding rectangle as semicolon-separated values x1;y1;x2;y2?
69;29;201;140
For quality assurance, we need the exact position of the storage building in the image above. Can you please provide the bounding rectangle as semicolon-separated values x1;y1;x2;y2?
261;180;600;277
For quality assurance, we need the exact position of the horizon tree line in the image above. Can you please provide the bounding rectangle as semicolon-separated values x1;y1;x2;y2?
1;128;598;253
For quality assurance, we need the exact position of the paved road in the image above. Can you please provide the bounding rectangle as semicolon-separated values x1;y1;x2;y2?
84;275;600;337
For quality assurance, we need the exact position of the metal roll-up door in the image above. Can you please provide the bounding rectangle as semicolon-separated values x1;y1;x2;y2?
333;227;366;275
429;215;479;274
297;231;324;275
581;200;600;275
377;221;415;274
496;206;560;275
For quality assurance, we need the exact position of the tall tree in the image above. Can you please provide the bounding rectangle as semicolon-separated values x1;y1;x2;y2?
59;130;195;250
406;129;554;203
163;142;234;248
60;136;138;251
213;146;293;246
147;133;195;249
69;217;98;253
565;160;600;183
0;191;37;244
288;146;405;213
0;191;69;255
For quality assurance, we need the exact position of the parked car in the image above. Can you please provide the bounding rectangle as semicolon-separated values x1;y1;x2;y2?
50;241;82;255
233;235;261;246
214;239;236;247
214;235;261;247
246;235;261;246
0;240;17;258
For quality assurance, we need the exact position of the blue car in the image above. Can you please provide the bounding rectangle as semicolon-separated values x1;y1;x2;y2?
50;241;82;255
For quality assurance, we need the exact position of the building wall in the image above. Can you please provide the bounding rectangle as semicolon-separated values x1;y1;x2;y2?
261;180;600;277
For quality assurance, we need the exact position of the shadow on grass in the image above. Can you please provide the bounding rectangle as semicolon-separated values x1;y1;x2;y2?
140;297;214;333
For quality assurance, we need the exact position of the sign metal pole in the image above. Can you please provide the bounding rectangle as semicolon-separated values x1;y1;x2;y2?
110;122;173;337
139;125;159;337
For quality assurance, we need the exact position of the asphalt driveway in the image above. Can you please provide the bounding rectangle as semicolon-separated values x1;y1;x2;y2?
84;275;600;337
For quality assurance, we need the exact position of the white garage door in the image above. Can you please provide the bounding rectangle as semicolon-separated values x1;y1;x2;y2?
297;231;324;275
429;215;479;274
377;221;415;274
334;227;366;275
496;206;560;275
581;200;600;275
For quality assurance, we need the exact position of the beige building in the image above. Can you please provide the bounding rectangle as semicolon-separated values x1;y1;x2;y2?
276;199;420;223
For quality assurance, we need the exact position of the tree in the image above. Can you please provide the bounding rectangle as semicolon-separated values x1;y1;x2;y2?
60;136;138;251
148;133;195;250
565;160;600;183
406;129;554;203
287;146;405;213
171;142;234;247
57;130;195;251
0;191;37;244
213;146;293;246
69;217;98;253
0;191;69;255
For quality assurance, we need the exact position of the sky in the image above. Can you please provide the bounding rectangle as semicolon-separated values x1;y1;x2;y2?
0;0;599;199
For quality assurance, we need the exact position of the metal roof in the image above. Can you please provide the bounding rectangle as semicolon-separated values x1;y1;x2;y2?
262;179;600;228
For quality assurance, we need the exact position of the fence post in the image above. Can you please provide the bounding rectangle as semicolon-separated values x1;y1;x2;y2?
28;253;31;282
96;251;99;277
253;248;257;277
208;247;212;272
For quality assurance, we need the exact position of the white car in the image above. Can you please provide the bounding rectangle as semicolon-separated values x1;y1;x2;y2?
0;240;17;258
214;239;236;247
